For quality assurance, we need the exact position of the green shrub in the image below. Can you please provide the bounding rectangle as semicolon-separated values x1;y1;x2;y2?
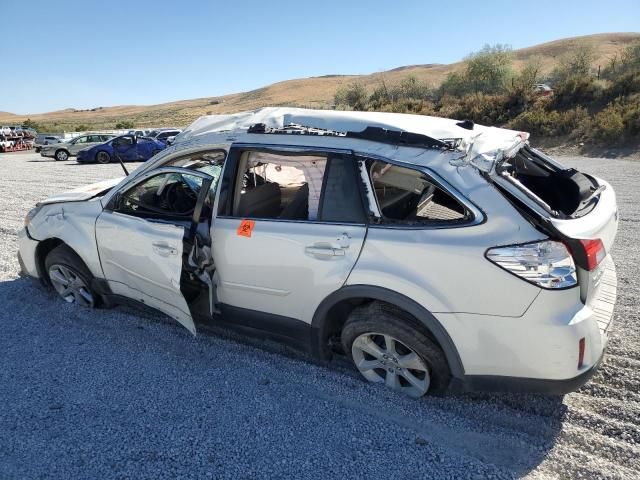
586;98;640;143
590;105;625;143
508;106;588;137
438;44;513;97
74;124;89;132
439;71;471;97
552;76;603;108
115;120;135;129
334;82;368;110
606;70;640;98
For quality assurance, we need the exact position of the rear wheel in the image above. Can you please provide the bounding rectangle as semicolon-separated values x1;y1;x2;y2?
96;151;111;164
55;149;69;161
342;302;450;398
45;245;98;308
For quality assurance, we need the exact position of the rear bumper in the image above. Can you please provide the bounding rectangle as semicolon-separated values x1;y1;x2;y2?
453;348;604;395
438;257;617;394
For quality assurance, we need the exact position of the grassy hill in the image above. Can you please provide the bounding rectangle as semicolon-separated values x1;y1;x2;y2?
1;32;638;131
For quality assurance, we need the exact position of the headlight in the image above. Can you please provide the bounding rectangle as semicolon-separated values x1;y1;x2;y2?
486;240;577;289
24;205;43;227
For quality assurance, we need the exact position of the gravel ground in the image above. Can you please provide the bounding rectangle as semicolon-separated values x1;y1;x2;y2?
0;151;638;479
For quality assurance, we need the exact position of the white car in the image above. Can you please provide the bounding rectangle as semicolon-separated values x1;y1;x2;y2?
18;108;618;398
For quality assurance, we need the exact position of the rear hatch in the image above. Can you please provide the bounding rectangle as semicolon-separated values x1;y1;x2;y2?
491;146;618;321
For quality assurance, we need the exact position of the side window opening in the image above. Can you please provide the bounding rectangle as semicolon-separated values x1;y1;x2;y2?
118;172;207;219
367;159;468;225
229;150;367;224
233;151;327;221
114;151;226;221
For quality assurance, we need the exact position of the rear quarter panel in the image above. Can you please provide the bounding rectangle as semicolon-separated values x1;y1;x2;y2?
348;165;546;317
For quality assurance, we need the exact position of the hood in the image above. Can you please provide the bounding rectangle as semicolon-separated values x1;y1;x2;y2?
38;177;123;205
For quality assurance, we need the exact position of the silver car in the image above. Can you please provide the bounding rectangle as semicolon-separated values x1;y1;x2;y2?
40;134;115;161
18;108;618;398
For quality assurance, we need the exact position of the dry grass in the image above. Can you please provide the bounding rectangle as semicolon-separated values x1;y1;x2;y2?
2;32;638;130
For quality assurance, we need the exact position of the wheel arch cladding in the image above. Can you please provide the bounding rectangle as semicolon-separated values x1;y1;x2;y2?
35;237;64;284
311;285;465;378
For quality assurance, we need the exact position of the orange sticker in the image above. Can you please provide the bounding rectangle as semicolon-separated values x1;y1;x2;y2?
237;219;256;237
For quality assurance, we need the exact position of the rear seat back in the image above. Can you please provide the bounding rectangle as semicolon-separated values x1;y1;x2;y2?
237;182;281;218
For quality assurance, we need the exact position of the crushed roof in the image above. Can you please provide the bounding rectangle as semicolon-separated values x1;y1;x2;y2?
177;107;525;148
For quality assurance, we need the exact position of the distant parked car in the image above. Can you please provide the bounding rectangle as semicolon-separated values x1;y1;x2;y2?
128;129;151;137
149;128;182;144
0;126;12;136
533;83;553;96
35;135;62;152
21;127;37;138
40;134;116;161
76;134;166;164
0;139;14;150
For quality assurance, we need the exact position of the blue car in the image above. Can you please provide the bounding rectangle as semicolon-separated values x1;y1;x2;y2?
76;134;166;164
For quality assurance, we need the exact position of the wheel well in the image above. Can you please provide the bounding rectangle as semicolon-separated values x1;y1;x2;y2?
35;238;64;285
320;298;441;354
55;148;69;155
311;286;465;379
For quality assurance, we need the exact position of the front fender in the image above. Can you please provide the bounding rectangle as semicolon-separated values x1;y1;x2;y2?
28;200;104;279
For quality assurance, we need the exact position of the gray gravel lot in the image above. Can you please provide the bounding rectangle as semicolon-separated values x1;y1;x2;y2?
0;151;638;479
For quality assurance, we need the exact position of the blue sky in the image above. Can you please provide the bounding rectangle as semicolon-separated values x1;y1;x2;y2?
1;0;638;114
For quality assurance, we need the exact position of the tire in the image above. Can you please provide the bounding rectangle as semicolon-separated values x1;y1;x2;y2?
96;151;111;164
45;244;99;308
54;149;69;161
341;301;450;397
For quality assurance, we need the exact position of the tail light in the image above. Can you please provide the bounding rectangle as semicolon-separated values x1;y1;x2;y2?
577;238;606;271
486;240;577;289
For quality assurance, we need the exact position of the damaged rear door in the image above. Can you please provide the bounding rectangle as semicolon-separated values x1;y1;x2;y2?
95;167;215;334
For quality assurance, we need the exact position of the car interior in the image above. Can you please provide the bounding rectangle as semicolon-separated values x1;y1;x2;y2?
367;160;467;223
117;152;224;221
498;147;598;218
233;151;327;221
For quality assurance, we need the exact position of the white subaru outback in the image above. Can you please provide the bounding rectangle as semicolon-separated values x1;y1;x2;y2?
18;108;618;398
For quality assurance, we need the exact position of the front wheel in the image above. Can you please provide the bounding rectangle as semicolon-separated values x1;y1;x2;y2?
96;151;111;164
55;149;69;161
342;302;450;398
45;245;98;308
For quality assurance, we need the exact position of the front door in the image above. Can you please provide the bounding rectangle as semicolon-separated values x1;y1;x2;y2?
212;146;368;324
69;135;90;155
112;135;138;161
96;167;216;334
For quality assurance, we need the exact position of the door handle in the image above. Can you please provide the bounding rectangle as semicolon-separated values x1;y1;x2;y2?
152;242;178;256
305;246;346;259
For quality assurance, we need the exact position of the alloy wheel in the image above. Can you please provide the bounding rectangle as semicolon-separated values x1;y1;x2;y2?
48;264;95;307
56;150;68;161
351;332;430;398
97;152;110;164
